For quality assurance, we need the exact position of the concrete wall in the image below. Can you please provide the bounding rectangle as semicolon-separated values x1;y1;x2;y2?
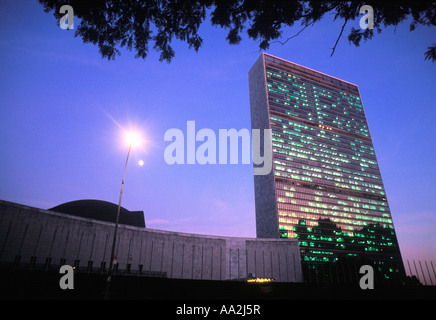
0;200;302;282
248;53;280;239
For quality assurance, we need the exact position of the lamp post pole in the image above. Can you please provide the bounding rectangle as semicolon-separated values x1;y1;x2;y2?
104;143;132;299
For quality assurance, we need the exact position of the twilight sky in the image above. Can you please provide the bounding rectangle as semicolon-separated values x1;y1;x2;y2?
1;1;435;272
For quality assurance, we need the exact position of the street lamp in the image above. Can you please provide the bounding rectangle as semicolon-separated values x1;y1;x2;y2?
104;130;142;299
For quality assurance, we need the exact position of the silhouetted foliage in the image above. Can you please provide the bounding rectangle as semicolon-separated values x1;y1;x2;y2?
38;0;435;62
424;44;436;62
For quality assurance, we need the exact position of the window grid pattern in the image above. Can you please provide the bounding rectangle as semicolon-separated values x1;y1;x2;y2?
263;60;402;270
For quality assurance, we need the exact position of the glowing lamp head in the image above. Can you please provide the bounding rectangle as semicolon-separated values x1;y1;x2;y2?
125;131;142;148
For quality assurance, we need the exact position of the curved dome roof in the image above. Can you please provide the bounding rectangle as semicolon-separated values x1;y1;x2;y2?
49;199;145;228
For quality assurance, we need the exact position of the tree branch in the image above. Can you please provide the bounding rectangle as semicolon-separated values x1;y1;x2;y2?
271;20;315;46
330;18;348;57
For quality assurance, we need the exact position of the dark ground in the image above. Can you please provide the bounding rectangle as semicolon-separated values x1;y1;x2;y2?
1;268;434;317
1;268;435;301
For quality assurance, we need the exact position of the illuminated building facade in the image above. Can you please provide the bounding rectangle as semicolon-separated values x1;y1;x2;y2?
249;53;405;283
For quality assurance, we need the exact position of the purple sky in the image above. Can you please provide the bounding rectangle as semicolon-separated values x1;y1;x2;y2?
1;1;435;272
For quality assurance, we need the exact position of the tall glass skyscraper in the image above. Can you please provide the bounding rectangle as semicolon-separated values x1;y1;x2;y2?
249;53;405;284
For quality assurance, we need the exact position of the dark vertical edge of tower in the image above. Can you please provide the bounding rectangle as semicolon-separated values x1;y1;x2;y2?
248;53;279;239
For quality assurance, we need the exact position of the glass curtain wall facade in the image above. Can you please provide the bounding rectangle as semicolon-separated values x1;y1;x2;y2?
248;53;405;284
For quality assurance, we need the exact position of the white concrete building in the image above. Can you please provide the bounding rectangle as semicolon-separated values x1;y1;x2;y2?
0;200;302;282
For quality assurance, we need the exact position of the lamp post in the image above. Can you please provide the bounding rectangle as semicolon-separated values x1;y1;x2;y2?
104;131;141;299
